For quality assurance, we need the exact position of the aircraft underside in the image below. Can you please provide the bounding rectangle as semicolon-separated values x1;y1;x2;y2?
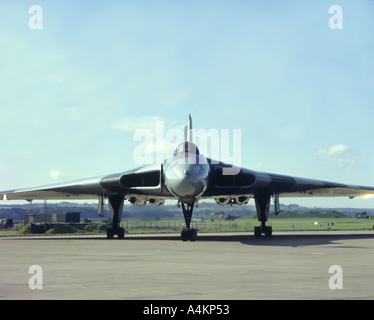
105;194;274;241
106;200;273;241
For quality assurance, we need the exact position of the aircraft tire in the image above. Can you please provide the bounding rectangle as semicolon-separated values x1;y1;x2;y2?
190;228;197;241
265;226;272;237
181;228;189;241
118;227;125;239
107;227;114;239
181;228;198;241
254;226;261;237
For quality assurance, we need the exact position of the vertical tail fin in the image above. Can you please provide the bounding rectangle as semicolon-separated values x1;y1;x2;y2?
184;114;193;142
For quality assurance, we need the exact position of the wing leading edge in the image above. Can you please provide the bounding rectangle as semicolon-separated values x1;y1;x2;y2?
203;162;374;200
267;173;374;198
0;163;173;202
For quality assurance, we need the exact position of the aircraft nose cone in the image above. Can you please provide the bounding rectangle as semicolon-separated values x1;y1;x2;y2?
164;159;210;199
169;178;205;198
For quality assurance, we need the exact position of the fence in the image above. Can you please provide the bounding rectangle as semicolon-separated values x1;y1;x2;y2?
122;220;252;233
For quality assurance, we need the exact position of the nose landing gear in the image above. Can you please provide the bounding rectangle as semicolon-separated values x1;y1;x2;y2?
180;203;197;241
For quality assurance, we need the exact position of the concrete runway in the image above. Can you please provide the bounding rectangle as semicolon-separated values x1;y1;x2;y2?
1;231;374;300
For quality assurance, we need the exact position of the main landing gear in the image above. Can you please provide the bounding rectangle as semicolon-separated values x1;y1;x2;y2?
180;203;197;241
106;195;125;239
254;193;272;237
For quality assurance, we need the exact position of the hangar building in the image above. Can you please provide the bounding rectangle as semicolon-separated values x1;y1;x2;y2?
24;212;80;225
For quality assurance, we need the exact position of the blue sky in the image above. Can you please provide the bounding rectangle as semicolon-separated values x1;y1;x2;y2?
0;1;374;208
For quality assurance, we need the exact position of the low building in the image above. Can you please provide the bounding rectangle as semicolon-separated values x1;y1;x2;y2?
355;212;369;219
0;218;13;228
24;212;80;225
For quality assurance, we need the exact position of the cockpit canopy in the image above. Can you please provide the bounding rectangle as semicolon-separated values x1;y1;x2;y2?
173;142;200;157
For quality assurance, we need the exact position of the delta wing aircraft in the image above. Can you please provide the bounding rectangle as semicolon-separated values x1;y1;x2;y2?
2;115;374;240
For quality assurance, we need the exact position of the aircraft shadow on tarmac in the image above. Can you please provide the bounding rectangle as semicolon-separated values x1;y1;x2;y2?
191;233;374;247
19;232;374;248
237;233;374;248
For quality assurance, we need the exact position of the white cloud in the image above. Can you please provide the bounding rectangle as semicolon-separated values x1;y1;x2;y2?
314;144;352;157
328;144;352;156
50;170;64;180
338;158;355;169
314;144;356;170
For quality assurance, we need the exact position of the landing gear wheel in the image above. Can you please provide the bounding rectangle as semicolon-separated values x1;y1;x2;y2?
181;228;189;241
106;226;125;239
254;226;272;237
190;228;197;241
107;227;114;239
265;226;272;237
118;227;125;239
181;228;198;241
254;226;261;237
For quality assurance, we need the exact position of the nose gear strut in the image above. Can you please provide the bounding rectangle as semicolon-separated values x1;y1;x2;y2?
181;202;197;241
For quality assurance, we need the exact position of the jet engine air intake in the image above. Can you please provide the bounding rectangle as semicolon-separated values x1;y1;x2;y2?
121;171;160;188
213;169;256;188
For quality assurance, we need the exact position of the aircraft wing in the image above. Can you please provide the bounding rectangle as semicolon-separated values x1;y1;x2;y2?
2;160;374;202
269;175;374;198
0;176;104;201
204;161;374;200
0;163;173;202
